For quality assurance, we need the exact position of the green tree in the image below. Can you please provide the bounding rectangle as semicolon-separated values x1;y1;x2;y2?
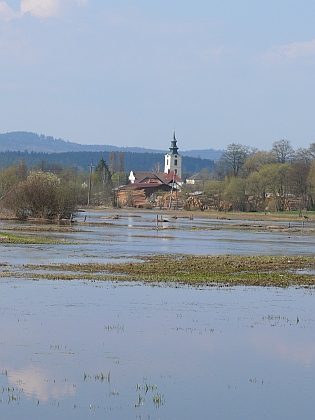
95;158;111;185
204;179;227;210
94;158;113;205
223;177;248;211
246;171;266;211
0;159;28;198
111;172;127;188
243;150;276;175
258;163;291;211
288;160;311;211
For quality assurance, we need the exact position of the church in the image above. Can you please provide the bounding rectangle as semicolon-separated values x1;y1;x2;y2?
116;131;183;207
164;129;182;179
128;130;183;186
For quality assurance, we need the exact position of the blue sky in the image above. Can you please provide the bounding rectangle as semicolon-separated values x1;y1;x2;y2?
0;0;314;151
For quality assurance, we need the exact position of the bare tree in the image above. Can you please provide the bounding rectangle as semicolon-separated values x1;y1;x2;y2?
271;139;294;163
151;162;162;172
294;143;315;163
220;143;251;177
109;151;115;174
118;151;124;173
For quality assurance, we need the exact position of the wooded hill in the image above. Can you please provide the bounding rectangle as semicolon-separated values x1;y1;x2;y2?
0;150;214;175
0;131;222;160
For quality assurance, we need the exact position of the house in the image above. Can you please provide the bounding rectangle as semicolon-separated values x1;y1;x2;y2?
118;131;184;208
186;173;202;185
128;130;183;187
128;170;183;188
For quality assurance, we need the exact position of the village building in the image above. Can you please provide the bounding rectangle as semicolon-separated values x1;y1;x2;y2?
186;173;202;185
128;130;183;187
117;131;184;208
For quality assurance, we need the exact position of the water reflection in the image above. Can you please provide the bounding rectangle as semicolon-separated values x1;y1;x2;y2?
249;331;315;366
7;366;76;401
1;212;315;418
1;212;315;266
0;279;314;419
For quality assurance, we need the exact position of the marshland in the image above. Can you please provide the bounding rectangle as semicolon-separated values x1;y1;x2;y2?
0;209;315;419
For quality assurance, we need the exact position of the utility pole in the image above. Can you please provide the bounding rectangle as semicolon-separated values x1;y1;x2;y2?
168;172;175;210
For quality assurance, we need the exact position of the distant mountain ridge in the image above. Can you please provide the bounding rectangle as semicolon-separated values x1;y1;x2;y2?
0;131;223;160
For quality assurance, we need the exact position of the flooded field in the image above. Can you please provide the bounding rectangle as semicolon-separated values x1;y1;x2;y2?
0;210;315;419
1;210;315;265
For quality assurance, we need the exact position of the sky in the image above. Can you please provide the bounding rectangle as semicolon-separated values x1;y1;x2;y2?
0;0;314;151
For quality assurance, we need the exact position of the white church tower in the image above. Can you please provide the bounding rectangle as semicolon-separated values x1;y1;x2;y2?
164;129;182;179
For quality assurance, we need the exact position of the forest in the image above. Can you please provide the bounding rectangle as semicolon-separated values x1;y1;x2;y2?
0;149;214;175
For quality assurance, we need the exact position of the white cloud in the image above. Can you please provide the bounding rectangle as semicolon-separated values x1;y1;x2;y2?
262;39;315;63
20;0;62;18
0;1;22;21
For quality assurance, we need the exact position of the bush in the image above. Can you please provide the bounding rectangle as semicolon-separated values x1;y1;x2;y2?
3;170;77;220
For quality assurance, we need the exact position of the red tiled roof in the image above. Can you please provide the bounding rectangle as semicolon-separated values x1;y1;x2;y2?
119;182;171;191
131;170;182;184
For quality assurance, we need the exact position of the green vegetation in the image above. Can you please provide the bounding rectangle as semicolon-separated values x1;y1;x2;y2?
0;231;72;244
201;139;315;213
13;255;315;287
2;137;315;214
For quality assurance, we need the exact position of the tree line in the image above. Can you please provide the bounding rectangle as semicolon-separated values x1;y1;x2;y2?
0;149;214;175
200;139;315;213
1;139;314;217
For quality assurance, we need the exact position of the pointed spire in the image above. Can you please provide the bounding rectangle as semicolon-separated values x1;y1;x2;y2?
169;129;179;155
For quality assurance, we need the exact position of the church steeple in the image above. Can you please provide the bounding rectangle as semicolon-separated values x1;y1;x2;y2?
169;129;179;155
164;129;182;179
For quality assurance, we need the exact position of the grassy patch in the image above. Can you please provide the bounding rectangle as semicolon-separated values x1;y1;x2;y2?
0;231;71;245
22;254;315;287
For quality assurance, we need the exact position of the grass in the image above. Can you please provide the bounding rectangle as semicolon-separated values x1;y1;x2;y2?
18;254;315;288
1;209;315;287
0;231;72;244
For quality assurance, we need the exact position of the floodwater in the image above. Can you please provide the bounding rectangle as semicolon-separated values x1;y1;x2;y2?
0;211;315;419
1;210;315;265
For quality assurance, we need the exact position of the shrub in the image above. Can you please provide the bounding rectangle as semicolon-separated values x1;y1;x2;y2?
3;170;77;220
